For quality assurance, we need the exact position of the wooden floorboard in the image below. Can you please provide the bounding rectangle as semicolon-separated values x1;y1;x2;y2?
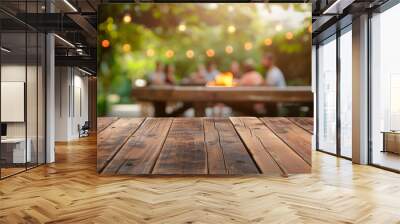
2;136;400;223
99;117;311;176
288;117;313;134
230;117;310;175
261;117;312;165
97;118;145;172
153;118;207;175
102;118;173;175
204;118;259;175
97;117;119;133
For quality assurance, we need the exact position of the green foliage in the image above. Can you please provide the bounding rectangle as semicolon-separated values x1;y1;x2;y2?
97;3;312;116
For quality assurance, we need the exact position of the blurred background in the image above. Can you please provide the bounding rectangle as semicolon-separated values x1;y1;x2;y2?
98;3;312;117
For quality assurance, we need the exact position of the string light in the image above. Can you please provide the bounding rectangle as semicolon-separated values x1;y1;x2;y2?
122;43;131;52
227;25;236;34
225;45;233;54
264;38;272;46
178;23;186;32
146;49;155;57
206;49;215;57
101;39;110;48
165;50;174;58
244;42;253;51
186;50;194;58
275;24;283;32
285;32;294;40
123;14;132;23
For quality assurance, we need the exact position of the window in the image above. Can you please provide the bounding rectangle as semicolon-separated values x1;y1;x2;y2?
317;36;337;154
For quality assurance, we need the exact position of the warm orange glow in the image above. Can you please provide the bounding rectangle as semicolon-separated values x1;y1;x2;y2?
207;72;236;87
101;39;110;48
123;14;132;23
165;50;174;58
146;49;155;57
206;49;215;57
186;49;194;58
308;24;312;33
225;45;233;54
244;42;253;51
264;38;272;46
227;25;236;34
122;43;131;52
286;32;294;40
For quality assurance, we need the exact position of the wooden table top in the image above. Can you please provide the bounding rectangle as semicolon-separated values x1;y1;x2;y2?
132;86;313;102
97;117;313;176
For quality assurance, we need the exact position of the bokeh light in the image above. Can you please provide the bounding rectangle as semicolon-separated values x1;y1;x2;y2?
225;45;233;54
178;23;186;32
101;39;110;48
123;14;132;23
227;25;236;34
146;49;155;57
264;38;273;46
244;42;253;51
186;50;194;58
165;50;175;58
285;32;294;40
122;43;131;52
206;49;215;57
275;24;283;32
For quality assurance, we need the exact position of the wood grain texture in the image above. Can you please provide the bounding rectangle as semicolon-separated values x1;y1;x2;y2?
230;117;284;175
230;117;310;175
97;118;144;172
102;118;173;175
2;135;400;223
153;118;207;175
261;117;312;165
288;117;314;134
97;117;119;133
204;118;259;175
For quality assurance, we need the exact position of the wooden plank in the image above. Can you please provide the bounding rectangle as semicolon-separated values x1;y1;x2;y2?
153;118;207;175
288;117;313;134
230;117;310;175
102;118;173;175
261;118;312;165
97;117;119;133
229;117;283;175
97;118;145;172
203;118;259;175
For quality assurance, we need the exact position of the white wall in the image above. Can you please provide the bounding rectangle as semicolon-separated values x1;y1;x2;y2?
55;67;89;141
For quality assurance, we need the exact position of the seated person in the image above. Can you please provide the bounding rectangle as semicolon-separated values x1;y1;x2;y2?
239;59;264;86
230;60;241;79
164;64;176;85
181;64;207;85
262;53;286;87
205;61;220;82
148;61;166;85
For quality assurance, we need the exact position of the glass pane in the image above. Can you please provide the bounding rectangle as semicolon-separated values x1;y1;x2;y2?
318;37;337;154
371;5;400;171
1;30;27;177
340;29;352;158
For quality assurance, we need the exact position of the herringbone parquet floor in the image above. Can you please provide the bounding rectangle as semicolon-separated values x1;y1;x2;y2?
1;136;400;223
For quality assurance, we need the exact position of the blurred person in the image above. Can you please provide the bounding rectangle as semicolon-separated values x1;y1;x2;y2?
205;61;220;81
262;53;286;87
239;59;264;86
148;61;166;85
181;64;207;85
164;64;176;85
230;60;241;79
